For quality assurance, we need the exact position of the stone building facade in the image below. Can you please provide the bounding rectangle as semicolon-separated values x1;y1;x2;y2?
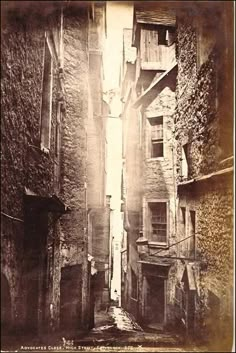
1;2;66;335
1;1;109;341
121;6;178;329
120;28;140;319
87;3;111;313
121;2;233;348
173;3;234;350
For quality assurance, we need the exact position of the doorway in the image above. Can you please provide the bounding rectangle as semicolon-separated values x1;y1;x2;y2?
24;210;48;333
145;276;165;329
60;264;82;330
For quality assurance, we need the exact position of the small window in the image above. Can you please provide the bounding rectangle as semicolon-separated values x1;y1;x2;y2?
166;28;176;46
158;27;167;45
149;117;164;158
157;27;175;46
181;207;186;236
149;202;167;243
131;268;138;299
55;102;62;157
189;210;196;258
180;144;189;180
40;36;53;151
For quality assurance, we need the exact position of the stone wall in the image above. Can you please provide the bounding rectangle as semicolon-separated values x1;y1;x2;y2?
122;80;142;320
1;8;62;331
87;52;106;208
61;5;89;327
142;86;176;251
177;176;233;346
175;6;233;348
175;10;232;180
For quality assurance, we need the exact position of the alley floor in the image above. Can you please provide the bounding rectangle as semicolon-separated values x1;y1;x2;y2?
1;306;209;352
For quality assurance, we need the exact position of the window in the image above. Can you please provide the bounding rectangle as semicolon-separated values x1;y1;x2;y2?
181;207;186;237
55;102;62;157
131;268;138;299
54;102;62;191
40;36;53;151
180;144;189;180
189;211;196;258
149;202;167;243
166;28;176;46
158;27;176;46
158;27;167;45
149;116;164;158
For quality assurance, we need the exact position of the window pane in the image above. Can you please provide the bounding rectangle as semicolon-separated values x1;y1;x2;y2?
151;125;163;140
131;269;137;299
152;142;163;157
149;202;167;242
158;28;167;45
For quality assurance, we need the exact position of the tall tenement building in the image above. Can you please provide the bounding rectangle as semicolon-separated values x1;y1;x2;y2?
120;2;233;350
1;1;111;339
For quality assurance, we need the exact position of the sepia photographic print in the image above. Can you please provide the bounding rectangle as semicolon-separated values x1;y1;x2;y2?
1;1;234;352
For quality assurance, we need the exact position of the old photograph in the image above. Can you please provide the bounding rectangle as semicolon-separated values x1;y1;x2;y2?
1;1;234;352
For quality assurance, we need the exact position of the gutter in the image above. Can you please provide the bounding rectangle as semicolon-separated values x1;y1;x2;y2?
178;166;233;188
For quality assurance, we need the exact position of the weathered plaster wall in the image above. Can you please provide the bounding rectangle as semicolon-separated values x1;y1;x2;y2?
122;82;142;320
87;52;106;208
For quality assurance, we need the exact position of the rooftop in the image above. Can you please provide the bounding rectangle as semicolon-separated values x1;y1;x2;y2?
134;5;176;27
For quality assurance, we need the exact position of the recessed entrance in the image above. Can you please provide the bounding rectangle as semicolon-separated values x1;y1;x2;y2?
60;264;82;330
144;276;165;330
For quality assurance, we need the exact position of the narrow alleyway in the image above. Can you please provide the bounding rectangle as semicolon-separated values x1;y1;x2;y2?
63;306;207;352
1;305;208;352
1;2;233;353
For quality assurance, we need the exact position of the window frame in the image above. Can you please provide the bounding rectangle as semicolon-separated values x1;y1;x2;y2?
146;199;169;247
55;101;62;158
40;33;54;153
179;204;197;259
189;210;196;259
147;115;164;159
180;206;186;237
180;143;189;180
158;26;176;47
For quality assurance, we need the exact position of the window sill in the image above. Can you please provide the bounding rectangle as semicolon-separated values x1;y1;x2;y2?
146;157;165;162
148;242;169;249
